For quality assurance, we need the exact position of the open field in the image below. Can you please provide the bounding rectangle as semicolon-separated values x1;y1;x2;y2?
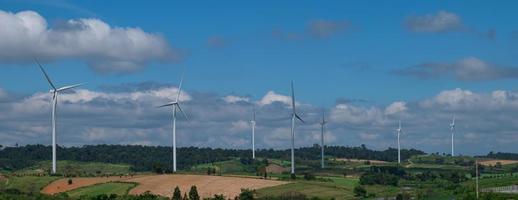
42;174;286;198
66;182;137;197
335;158;388;164
14;160;132;176
1;176;60;193
42;175;139;194
256;176;399;199
128;174;287;198
479;159;518;166
265;164;288;173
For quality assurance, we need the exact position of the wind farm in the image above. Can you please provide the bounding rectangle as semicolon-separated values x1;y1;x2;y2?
2;1;518;200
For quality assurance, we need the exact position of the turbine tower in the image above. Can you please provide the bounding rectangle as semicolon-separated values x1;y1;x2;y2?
320;111;327;169
158;73;188;173
450;115;456;157
36;59;84;174
290;81;305;175
397;120;402;164
250;108;256;159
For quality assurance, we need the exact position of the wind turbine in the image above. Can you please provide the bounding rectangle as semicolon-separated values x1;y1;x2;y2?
450;115;456;157
320;111;327;169
250;108;256;159
35;59;84;174
290;81;305;175
158;73;188;173
396;120;402;164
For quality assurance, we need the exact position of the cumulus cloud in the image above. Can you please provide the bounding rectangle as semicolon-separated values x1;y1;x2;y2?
393;57;518;81
2;84;518;154
223;95;250;104
257;91;291;106
406;10;462;32
385;101;407;115
0;10;181;74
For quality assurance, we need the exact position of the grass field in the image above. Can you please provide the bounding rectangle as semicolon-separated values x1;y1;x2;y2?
15;160;132;176
256;176;399;199
0;176;59;193
66;182;137;197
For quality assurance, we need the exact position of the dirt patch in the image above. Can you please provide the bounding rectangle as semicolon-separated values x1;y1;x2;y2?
479;160;518;166
265;164;288;174
128;174;286;199
336;158;388;164
41;176;139;194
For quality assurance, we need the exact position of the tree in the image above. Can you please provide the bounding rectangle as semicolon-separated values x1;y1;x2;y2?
354;185;367;197
213;194;225;200
173;186;182;200
189;185;200;200
239;189;254;200
182;192;189;200
67;178;73;185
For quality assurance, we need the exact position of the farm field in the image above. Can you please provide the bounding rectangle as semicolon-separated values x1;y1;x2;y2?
479;159;518;166
41;174;286;199
14;160;132;176
127;174;287;198
66;182;137;197
42;175;139;194
0;176;59;193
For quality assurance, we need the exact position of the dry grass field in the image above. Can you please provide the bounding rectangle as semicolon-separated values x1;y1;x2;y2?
42;174;287;198
336;158;388;164
479;159;518;166
265;164;288;173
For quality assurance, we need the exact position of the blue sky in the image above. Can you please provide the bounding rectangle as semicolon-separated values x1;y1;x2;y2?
1;0;518;154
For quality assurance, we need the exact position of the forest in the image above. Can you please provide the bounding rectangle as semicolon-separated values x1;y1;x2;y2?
0;144;425;172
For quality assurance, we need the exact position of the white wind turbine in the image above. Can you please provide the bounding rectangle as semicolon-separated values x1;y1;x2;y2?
320;111;327;169
450;115;456;157
158;74;188;173
36;59;84;174
290;81;305;175
396;120;402;164
250;108;256;159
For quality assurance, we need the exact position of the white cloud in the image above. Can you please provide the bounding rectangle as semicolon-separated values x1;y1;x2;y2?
329;103;384;124
406;10;462;32
0;10;181;74
229;120;250;134
0;88;6;99
257;91;291;106
359;132;380;140
385;101;407;115
223;95;250;104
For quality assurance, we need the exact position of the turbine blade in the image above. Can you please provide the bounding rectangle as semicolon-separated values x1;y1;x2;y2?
157;102;176;108
295;114;305;124
176;104;188;120
57;83;85;92
35;58;57;90
175;72;185;102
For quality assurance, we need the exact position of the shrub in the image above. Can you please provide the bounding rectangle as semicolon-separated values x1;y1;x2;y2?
239;189;254;200
353;185;367;197
68;178;73;185
189;185;200;200
173;186;182;200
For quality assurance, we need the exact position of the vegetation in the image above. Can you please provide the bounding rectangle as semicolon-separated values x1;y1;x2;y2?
0;144;425;172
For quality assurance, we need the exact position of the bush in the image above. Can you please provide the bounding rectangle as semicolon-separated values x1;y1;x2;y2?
239;189;254;200
68;178;73;185
303;173;315;181
353;185;367;197
359;172;399;186
290;173;297;180
189;185;200;200
173;186;182;200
